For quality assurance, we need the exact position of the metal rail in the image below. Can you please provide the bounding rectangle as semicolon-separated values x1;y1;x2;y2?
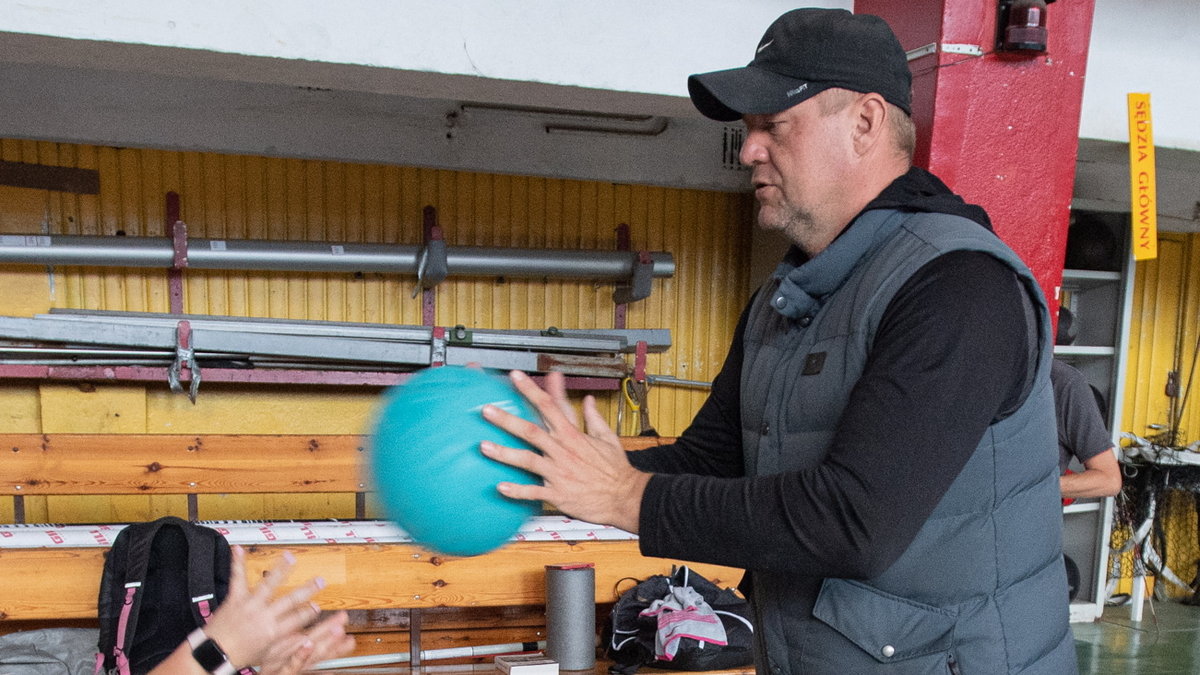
0;312;670;397
0;234;673;280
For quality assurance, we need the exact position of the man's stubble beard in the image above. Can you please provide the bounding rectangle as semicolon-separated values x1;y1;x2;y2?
759;200;818;253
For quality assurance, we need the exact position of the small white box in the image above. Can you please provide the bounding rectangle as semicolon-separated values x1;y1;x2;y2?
494;653;560;675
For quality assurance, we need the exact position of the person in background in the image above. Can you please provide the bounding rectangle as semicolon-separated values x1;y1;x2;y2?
1053;359;1122;499
481;7;1075;673
150;545;355;675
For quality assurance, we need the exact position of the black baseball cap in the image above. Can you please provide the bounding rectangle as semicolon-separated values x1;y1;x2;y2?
688;8;912;121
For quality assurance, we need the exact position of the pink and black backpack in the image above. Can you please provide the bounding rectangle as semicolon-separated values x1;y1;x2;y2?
95;516;232;675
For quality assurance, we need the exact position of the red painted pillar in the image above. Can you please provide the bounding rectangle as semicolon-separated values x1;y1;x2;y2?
856;0;1096;313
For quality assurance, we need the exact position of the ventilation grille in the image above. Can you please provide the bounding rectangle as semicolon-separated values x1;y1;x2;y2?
722;126;748;170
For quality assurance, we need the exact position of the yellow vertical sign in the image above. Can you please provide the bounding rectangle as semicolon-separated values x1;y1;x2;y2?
1127;93;1157;260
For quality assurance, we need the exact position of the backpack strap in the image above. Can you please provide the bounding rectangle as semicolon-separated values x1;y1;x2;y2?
182;523;221;622
113;581;142;675
182;522;254;674
112;517;177;675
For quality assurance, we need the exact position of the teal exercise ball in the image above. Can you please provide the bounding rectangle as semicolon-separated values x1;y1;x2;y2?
368;365;542;556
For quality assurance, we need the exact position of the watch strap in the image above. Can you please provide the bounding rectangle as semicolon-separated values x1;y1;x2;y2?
188;627;238;675
186;628;207;650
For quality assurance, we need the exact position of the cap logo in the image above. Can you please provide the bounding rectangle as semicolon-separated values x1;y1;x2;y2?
786;83;809;98
756;39;774;54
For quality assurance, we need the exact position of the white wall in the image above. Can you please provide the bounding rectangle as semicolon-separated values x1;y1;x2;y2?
0;1;848;192
1072;0;1200;230
2;0;1193;149
0;0;834;109
1078;0;1199;152
0;0;1196;223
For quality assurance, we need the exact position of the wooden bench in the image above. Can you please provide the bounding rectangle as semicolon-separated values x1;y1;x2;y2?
0;433;748;671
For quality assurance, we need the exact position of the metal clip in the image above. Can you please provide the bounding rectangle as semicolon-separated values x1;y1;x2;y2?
167;320;201;403
412;238;448;298
612;251;654;304
447;324;472;346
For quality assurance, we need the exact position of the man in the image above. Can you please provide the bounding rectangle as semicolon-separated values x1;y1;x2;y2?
481;8;1075;673
1053;359;1122;499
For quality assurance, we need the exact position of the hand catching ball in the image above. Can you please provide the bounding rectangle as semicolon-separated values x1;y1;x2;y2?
368;365;542;556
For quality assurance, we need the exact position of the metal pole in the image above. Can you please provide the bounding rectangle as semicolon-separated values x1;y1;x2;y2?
310;640;547;671
0;234;674;280
43;310;671;353
647;374;713;389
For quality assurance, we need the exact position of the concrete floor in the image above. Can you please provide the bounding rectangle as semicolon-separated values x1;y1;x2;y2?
1074;600;1200;673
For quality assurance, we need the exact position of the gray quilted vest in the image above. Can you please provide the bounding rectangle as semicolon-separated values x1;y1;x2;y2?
740;209;1076;674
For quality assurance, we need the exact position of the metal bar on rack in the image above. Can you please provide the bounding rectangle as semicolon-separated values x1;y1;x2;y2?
443;346;627;377
0;316;178;348
47;310;436;343
0;364;407;386
0;316;429;365
0;364;621;390
0;317;635;377
445;328;624;354
0;347;180;358
441;346;627;378
44;311;668;353
0;233;675;280
504;328;670;353
646;374;713;389
532;353;628;379
0;360;172;367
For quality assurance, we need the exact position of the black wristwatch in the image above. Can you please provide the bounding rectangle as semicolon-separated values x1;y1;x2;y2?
187;628;238;675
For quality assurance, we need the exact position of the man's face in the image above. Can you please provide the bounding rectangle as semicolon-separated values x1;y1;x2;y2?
740;93;855;255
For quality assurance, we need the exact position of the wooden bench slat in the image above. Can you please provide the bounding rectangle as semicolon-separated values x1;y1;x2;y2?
0;434;364;495
0;541;741;621
0;434;673;496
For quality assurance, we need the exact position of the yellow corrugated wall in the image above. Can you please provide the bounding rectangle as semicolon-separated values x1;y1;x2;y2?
1122;234;1194;438
0;139;755;524
1115;232;1200;598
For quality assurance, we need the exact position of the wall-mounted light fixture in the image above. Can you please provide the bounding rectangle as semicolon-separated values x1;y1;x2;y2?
997;0;1056;54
